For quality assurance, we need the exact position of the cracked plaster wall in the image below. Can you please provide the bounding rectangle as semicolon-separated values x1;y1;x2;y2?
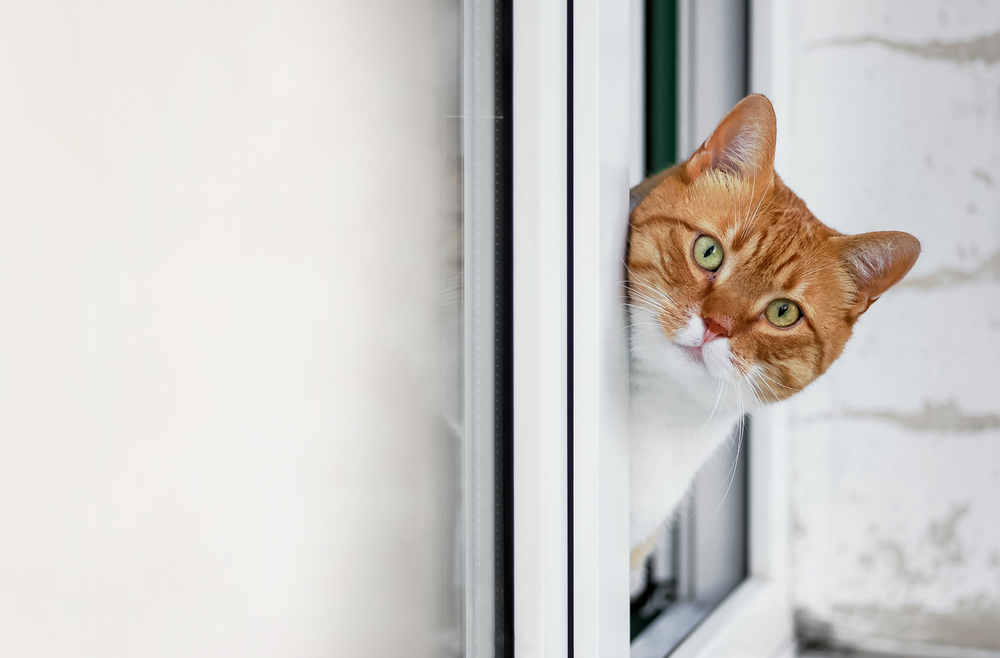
778;0;1000;650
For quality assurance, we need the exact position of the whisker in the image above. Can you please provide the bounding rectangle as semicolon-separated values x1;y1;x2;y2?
625;263;679;306
687;378;734;519
627;291;676;319
745;377;769;420
752;373;779;402
627;297;670;320
714;387;746;515
754;369;792;393
692;375;726;441
626;278;673;304
627;281;678;311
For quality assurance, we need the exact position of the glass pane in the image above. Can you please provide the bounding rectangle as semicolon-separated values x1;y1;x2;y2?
631;0;750;653
630;419;749;655
440;0;510;655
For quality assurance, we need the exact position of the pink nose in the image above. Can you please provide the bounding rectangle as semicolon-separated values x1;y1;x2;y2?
702;314;731;340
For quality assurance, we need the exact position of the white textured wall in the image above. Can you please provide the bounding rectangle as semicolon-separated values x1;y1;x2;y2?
779;0;1000;650
0;2;447;657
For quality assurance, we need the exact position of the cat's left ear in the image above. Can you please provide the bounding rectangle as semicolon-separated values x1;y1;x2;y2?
686;94;777;182
836;231;921;318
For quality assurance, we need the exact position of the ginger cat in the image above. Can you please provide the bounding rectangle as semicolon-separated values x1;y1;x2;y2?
628;95;920;562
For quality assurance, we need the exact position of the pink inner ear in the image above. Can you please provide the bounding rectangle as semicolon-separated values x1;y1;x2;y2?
684;94;777;181
707;120;757;174
842;231;921;313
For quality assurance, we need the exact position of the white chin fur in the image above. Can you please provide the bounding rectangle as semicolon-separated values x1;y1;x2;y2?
628;303;755;550
702;338;737;381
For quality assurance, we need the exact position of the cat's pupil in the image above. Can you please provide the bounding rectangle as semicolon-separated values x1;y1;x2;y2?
703;246;715;257
778;304;788;316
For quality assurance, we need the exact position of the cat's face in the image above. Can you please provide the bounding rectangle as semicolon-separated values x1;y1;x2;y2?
628;95;919;401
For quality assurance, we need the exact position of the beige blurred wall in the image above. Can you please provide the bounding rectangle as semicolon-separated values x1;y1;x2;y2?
778;0;1000;650
0;2;447;656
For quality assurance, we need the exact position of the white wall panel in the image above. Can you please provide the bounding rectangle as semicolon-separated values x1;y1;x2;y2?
0;3;449;657
780;0;1000;650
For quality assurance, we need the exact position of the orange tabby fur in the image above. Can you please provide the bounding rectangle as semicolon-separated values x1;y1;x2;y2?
628;95;920;401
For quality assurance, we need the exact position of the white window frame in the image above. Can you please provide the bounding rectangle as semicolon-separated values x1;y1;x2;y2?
512;1;795;657
513;0;571;655
571;0;632;653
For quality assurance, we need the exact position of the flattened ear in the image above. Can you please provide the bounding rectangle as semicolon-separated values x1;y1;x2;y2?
629;169;669;214
837;231;921;318
686;94;777;182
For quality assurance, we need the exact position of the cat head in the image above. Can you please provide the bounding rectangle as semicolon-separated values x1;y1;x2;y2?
628;94;919;402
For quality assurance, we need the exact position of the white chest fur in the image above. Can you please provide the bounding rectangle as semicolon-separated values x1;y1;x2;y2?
628;305;749;549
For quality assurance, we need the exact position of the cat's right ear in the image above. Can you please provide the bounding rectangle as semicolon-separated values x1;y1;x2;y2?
686;94;777;182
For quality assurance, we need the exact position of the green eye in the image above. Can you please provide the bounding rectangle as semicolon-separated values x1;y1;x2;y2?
693;235;723;272
765;299;801;327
